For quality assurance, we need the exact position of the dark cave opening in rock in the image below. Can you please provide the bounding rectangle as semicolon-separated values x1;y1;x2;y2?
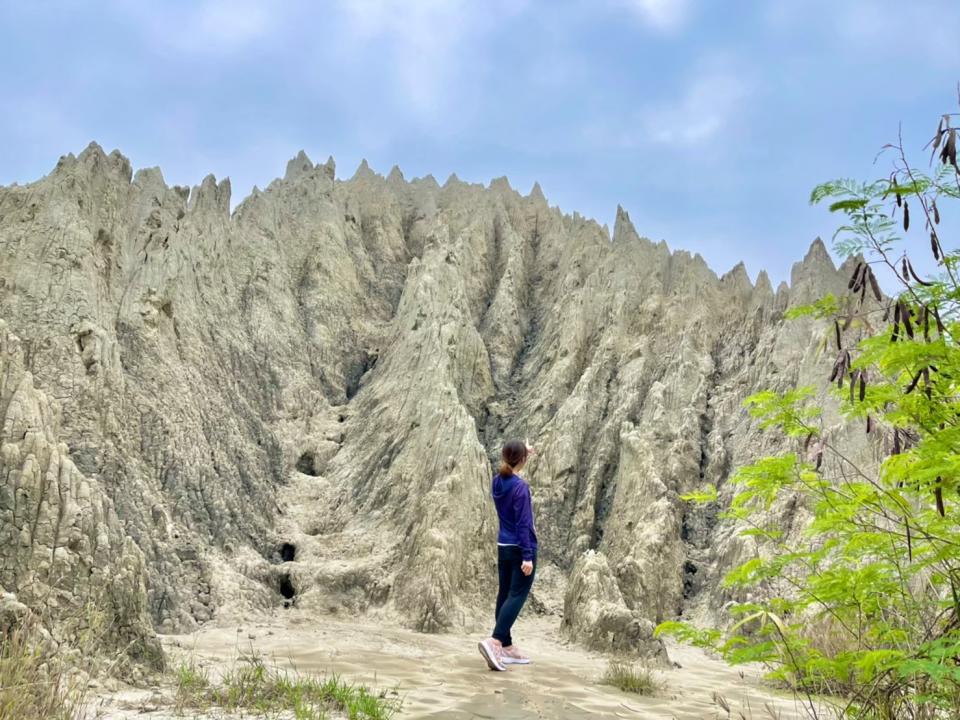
296;451;319;476
345;350;378;401
279;574;296;607
682;560;698;599
280;542;296;562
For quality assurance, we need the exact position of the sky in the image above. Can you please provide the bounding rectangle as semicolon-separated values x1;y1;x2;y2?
1;0;958;283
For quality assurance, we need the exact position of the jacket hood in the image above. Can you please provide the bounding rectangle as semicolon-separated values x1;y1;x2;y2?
492;472;519;499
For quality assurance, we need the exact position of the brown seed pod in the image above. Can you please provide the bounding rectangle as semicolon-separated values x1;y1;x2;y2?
941;128;958;171
849;368;859;403
835;351;850;389
905;369;922;394
867;267;882;301
866;414;873;434
923;367;931;398
901;301;914;339
903;201;910;231
931;232;941;261
932;306;945;335
829;352;844;383
835;320;842;350
935;480;945;518
906;258;932;287
922;306;930;342
848;262;863;290
859;373;866;401
892;428;902;455
933;200;940;224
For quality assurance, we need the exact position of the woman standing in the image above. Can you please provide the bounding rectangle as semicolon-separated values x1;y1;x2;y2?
478;439;538;672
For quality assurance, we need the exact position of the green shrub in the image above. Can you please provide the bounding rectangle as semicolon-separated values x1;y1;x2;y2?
659;99;960;719
599;659;662;695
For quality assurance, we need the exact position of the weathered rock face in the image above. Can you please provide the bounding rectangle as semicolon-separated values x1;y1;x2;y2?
561;549;668;662
0;143;855;657
0;320;162;668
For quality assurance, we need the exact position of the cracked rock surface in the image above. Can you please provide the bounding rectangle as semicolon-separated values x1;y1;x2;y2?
0;144;857;659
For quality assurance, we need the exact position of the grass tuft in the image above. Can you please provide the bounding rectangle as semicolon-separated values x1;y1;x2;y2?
0;619;90;720
174;650;400;720
599;659;662;696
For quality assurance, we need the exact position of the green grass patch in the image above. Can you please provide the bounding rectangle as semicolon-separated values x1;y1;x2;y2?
599;660;662;696
174;651;400;720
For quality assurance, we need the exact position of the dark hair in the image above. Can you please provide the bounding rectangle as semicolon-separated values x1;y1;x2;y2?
498;439;528;477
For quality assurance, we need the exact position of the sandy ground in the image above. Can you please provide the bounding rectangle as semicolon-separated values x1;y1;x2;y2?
91;609;811;720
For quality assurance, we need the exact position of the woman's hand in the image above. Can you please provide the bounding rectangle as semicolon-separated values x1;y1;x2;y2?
521;560;534;576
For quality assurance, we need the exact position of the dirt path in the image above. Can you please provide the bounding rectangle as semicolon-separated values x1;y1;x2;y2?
93;610;809;719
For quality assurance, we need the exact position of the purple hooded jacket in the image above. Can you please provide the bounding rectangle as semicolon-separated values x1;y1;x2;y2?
492;473;538;561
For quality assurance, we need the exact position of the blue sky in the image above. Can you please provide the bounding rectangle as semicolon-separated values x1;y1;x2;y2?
2;1;958;282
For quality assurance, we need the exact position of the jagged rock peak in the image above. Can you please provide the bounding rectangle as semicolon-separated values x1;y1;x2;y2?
285;150;313;181
188;173;231;216
78;140;107;162
755;269;774;297
789;237;840;301
799;237;835;271
720;261;755;303
721;261;751;286
417;174;439;190
351;158;376;181
612;204;639;244
387;165;404;183
489;176;512;193
133;166;166;190
529;181;546;203
73;141;133;182
323;155;336;180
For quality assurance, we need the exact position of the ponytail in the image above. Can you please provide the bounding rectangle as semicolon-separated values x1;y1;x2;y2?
498;439;528;478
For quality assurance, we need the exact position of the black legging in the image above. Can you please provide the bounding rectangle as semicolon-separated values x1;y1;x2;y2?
492;545;536;646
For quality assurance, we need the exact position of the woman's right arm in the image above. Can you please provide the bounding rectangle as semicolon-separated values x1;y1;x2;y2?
513;485;535;565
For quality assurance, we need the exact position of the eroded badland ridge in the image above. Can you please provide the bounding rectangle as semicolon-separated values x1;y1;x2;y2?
0;143;856;665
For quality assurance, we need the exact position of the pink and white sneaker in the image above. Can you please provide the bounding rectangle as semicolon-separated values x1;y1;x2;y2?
500;646;531;665
478;638;507;671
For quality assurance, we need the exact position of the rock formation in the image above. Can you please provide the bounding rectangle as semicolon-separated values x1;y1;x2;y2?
0;143;856;659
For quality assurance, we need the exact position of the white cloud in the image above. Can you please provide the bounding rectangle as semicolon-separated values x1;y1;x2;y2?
118;0;279;57
583;64;751;151
337;0;470;120
190;0;273;52
620;0;693;32
642;70;749;145
333;0;526;124
763;0;960;65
